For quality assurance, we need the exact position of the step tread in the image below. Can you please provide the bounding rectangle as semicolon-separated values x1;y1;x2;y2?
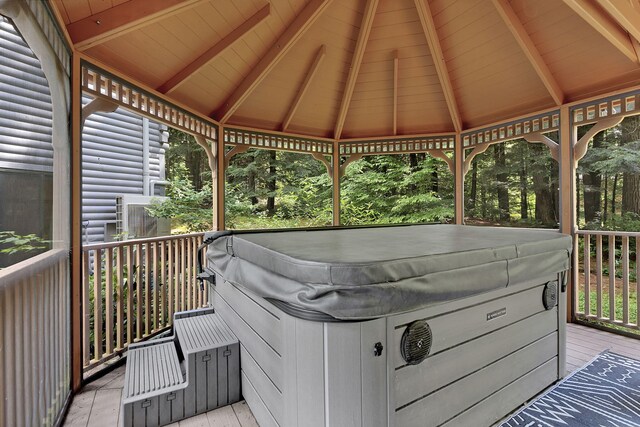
123;341;185;399
174;313;237;354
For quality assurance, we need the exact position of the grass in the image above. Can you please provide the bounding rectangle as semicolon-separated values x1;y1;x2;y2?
576;287;639;336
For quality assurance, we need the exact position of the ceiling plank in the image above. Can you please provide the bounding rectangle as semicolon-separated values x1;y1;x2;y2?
158;4;271;94
282;44;326;131
413;0;462;132
562;0;639;63
492;0;563;105
334;0;379;140
215;0;332;124
393;52;398;135
596;0;640;43
68;0;205;51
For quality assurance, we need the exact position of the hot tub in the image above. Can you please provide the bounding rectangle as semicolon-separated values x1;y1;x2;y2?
201;225;572;427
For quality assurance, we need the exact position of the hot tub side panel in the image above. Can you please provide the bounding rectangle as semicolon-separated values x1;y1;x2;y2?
389;273;565;427
210;272;566;427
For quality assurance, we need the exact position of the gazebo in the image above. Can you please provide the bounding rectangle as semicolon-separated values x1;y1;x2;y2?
1;0;640;426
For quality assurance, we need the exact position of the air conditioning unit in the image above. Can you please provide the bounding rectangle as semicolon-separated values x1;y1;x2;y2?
115;195;171;240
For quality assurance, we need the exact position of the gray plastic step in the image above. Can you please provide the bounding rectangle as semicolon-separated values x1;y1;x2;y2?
174;308;241;416
121;337;187;427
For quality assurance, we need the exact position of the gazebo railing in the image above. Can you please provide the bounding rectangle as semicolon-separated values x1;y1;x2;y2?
82;232;207;373
0;249;71;427
574;229;639;333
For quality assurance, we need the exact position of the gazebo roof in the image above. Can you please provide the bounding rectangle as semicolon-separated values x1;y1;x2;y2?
52;0;640;139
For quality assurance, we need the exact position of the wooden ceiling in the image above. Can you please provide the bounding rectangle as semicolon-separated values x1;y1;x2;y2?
51;0;640;139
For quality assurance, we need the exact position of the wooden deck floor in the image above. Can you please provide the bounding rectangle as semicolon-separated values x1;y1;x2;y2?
63;323;640;427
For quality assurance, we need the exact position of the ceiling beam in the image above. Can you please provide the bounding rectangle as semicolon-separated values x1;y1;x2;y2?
562;0;639;63
596;0;640;43
215;0;332;123
492;0;563;106
158;4;271;94
393;52;399;135
334;0;379;140
414;0;462;132
282;44;326;131
68;0;205;51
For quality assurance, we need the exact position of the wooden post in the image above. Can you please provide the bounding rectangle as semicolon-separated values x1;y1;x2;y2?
332;141;340;226
216;126;226;230
559;105;574;322
71;53;83;392
454;132;464;224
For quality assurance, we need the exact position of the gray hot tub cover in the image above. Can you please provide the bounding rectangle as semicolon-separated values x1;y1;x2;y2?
204;225;572;320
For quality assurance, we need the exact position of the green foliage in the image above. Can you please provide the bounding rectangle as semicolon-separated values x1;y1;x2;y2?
146;176;212;232
0;231;48;255
464;138;559;228
341;154;454;225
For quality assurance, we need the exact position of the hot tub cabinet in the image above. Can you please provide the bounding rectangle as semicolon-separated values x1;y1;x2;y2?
203;225;572;427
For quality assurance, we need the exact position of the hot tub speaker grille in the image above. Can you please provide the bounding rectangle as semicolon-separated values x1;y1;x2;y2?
401;320;432;365
543;281;558;310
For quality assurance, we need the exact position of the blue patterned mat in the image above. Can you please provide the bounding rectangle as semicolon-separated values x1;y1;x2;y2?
500;351;640;427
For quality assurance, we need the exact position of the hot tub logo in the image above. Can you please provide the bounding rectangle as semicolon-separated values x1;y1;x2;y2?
486;307;507;321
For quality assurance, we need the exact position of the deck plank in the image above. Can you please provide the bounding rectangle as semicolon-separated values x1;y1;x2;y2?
63;323;638;427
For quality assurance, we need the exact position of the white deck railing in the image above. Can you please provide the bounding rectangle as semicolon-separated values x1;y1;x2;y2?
82;233;207;372
0;249;71;427
574;230;640;332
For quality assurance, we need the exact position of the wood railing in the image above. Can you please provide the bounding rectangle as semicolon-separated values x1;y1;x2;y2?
82;233;208;372
574;230;639;333
0;249;71;427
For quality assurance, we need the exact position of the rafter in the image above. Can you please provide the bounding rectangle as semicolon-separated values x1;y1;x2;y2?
215;0;332;124
414;0;462;132
393;52;399;135
562;0;639;63
282;45;326;131
67;0;205;51
158;4;271;94
333;0;379;140
596;0;640;44
492;0;563;105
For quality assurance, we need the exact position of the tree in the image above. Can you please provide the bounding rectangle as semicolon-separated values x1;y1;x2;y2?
494;143;510;221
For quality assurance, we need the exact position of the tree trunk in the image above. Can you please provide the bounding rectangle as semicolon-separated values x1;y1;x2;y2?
266;150;276;215
612;174;618;215
530;143;555;224
466;160;478;212
248;153;258;206
431;169;439;193
622;172;640;214
583;132;603;223
603;173;608;223
621;115;640;215
519;148;528;219
494;143;510;221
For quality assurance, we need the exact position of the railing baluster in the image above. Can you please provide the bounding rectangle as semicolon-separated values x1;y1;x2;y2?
174;239;180;315
596;234;603;319
186;237;192;309
153;241;159;331
168;239;174;322
583;234;590;316
126;244;134;345
636;236;639;328
105;247;114;355
136;243;142;341
82;251;90;365
116;246;124;351
94;248;103;361
181;238;186;310
622;236;629;325
145;242;151;336
608;235;615;322
161;241;167;327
